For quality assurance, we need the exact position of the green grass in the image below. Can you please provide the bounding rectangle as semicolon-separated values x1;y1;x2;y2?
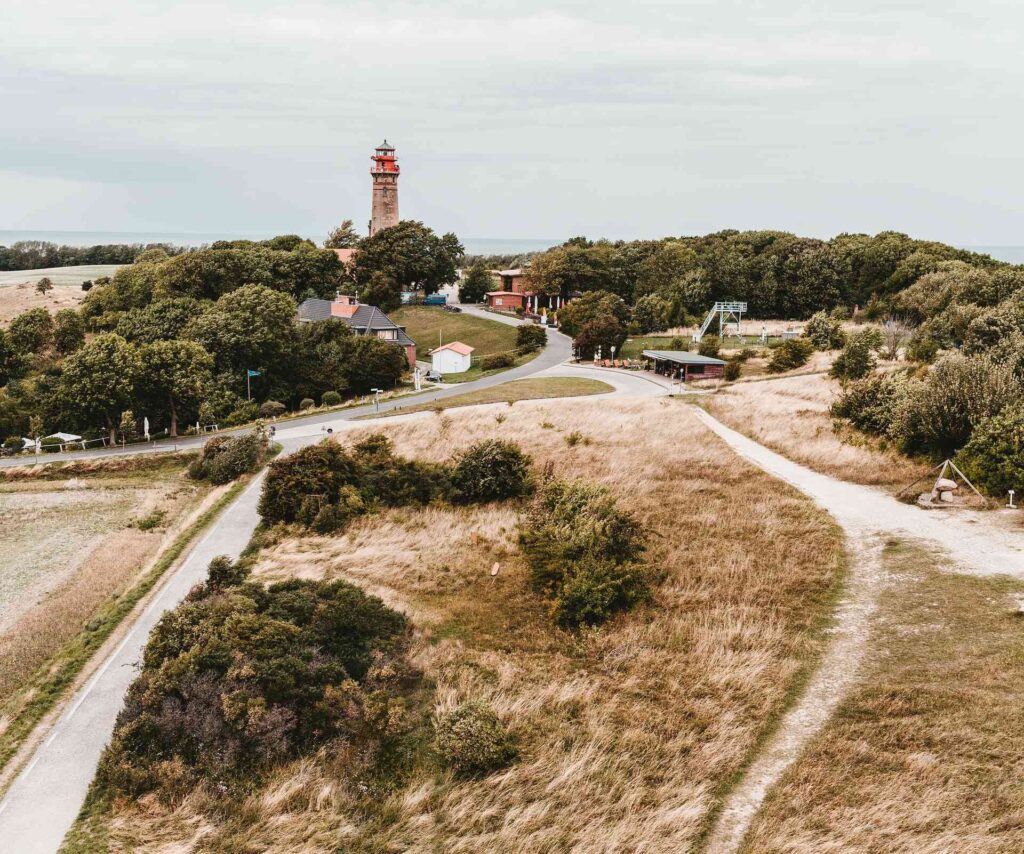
390;305;519;361
0;477;250;785
359;377;613;418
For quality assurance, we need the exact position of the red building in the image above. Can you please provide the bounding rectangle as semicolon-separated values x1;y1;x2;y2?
487;268;570;314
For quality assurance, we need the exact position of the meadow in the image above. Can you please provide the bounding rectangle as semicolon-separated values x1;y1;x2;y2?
82;396;845;852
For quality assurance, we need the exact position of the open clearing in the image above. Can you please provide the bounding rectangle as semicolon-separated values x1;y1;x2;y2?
702;371;931;489
391;304;519;360
84;396;844;852
0;266;119;324
744;540;1024;852
360;375;612;417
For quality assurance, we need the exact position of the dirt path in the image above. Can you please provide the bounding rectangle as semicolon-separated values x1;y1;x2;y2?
694;406;1024;852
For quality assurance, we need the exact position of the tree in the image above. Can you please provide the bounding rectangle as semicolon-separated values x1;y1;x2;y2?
186;284;298;379
138;340;215;437
804;310;845;350
352;220;463;297
631;294;671;333
830;331;877;381
346;336;407;394
557;290;629;338
57;334;140;444
291;319;356;402
956;404;1024;496
8;308;54;355
574;316;626;360
35;277;53;295
458;260;493;304
53;309;85;355
324;219;361;249
359;270;401;313
115;297;205;344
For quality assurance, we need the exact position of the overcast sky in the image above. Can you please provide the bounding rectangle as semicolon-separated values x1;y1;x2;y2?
3;0;1024;244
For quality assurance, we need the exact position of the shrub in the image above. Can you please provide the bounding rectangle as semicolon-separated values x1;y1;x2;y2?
903;353;1022;456
737;347;757;362
804;310;846;350
189;430;268;484
956;404;1024;496
564;430;589;447
516;324;547;353
724;358;741;381
434;700;517;777
259;400;286;419
299;397;315;410
450;439;531;503
3;436;23;453
669;336;690;351
767;338;813;373
40;436;63;453
321;390;343;407
831;371;917;442
520;480;647;627
259;441;361;524
697;335;720;358
224;400;258;426
479;352;514;371
205;555;250;589
829;331;877;381
97;574;410;796
81;280;93;292
906;333;939;364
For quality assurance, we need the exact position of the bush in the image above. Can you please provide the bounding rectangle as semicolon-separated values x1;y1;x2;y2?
299;397;315;410
206;555;250;589
97;574;411;796
450;439;531;503
767;338;813;373
3;436;23;453
737;347;757;362
724;358;741;381
829;331;877;381
188;430;268;484
321;390;343;407
956;404;1024;496
804;310;846;350
831;371;917;442
669;336;691;351
519;480;647;627
259;400;286;419
906;333;939;364
697;335;720;358
224;400;258;427
434;700;517;777
479;352;514;371
516;324;547;353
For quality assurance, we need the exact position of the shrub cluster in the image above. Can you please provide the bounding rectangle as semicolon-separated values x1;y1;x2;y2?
516;323;547;353
259;435;532;532
479;352;515;370
697;335;721;358
804;310;846;350
829;330;877;381
98;560;413;797
434;700;517;777
830;371;914;442
519;480;648;628
956;404;1024;497
188;430;268;484
767;338;813;373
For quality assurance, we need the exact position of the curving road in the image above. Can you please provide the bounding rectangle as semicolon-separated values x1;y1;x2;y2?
0;319;667;854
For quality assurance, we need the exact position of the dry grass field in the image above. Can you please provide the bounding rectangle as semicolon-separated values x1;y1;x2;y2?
0;457;211;711
89;397;845;853
702;372;931;490
744;541;1024;852
0;283;87;325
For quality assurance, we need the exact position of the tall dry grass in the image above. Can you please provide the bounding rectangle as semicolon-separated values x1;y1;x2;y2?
744;541;1024;852
97;397;844;853
703;372;931;489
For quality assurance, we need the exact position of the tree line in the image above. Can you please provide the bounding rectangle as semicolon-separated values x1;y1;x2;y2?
0;240;188;271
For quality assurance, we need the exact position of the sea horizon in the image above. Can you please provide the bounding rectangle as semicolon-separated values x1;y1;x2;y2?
2;229;1024;265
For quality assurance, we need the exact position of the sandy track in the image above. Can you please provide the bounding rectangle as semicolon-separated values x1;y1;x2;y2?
695;406;1024;852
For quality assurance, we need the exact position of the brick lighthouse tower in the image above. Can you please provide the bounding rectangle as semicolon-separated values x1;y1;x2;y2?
368;140;400;236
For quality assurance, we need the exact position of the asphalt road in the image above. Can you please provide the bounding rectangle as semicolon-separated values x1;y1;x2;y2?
0;316;579;853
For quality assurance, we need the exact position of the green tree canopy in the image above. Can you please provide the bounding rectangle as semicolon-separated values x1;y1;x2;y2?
8;308;54;355
138;339;215;436
324;219;361;248
53;309;85;355
352;220;463;300
557;290;629;338
458;259;494;304
57;334;140;443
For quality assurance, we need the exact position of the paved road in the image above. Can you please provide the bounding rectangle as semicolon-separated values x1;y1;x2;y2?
0;320;585;853
0;316;572;469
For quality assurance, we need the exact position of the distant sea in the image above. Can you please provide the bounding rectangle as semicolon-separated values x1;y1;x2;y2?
0;230;556;257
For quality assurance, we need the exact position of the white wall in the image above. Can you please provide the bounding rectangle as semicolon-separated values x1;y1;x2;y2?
431;349;472;374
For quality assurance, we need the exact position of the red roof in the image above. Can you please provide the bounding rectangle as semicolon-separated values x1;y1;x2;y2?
331;248;357;265
430;341;475;356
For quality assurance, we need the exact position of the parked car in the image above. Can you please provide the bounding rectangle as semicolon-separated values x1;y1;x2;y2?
443;304;462;313
423;294;447;306
426;370;443;382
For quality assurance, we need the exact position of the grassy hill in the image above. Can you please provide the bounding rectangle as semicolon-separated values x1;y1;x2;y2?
390;305;518;361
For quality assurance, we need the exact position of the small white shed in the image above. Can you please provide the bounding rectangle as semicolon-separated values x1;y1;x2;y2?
430;341;475;374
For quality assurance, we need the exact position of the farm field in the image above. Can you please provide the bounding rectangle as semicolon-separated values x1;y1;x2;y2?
0;455;214;763
77;396;845;852
745;540;1024;852
702;371;931;489
390;305;519;361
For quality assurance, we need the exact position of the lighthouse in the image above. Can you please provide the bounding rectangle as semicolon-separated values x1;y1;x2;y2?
369;140;400;236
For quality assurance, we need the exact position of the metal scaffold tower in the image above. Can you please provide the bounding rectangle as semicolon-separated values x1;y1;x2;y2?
693;301;747;342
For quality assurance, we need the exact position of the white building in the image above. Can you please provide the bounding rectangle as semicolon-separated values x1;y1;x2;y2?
430;341;474;374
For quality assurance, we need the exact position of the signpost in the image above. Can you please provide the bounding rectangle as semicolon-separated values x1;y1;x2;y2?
246;369;261;401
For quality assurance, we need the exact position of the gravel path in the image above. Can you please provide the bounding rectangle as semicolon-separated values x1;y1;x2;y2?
695;406;1024;852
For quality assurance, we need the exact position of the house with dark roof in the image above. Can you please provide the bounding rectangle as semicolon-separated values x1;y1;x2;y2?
297;294;417;368
641;350;726;382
